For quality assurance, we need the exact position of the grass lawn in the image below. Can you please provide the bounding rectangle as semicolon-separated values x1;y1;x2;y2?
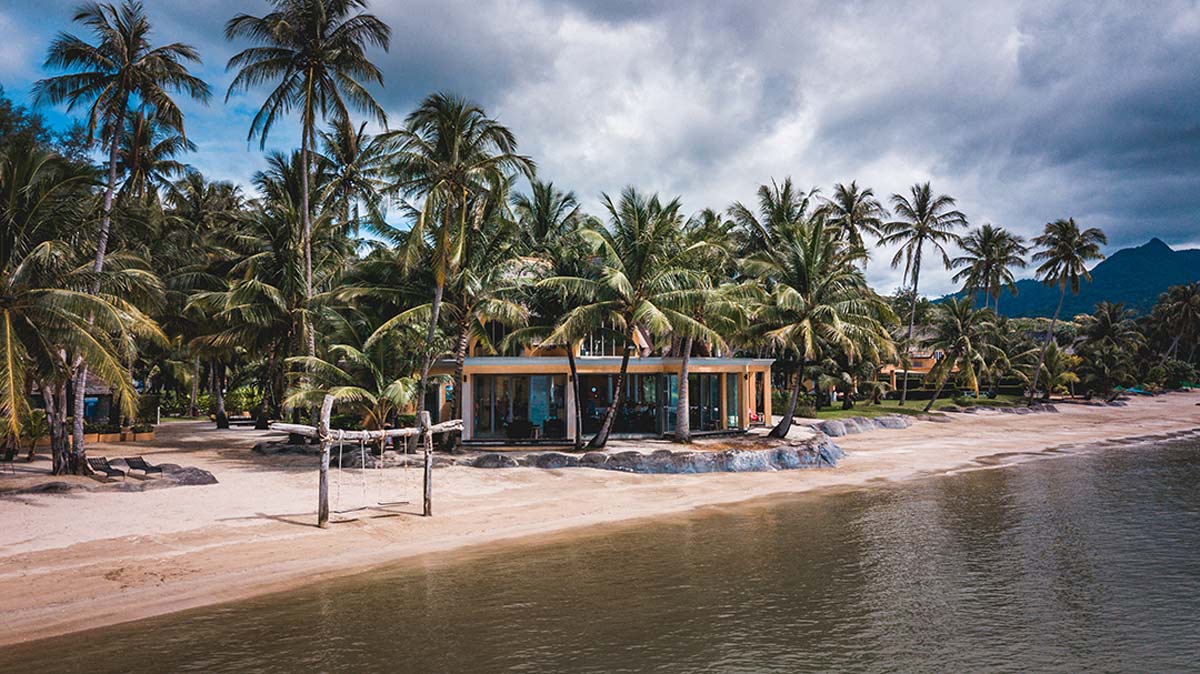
799;394;1024;420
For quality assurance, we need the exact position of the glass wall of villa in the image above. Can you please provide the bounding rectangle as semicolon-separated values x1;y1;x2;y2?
579;373;741;437
472;374;568;440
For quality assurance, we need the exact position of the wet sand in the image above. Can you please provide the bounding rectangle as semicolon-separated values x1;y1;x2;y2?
1;393;1196;646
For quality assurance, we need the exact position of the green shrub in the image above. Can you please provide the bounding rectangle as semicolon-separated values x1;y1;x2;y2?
131;422;155;433
84;422;120;435
226;386;264;415
1159;359;1197;389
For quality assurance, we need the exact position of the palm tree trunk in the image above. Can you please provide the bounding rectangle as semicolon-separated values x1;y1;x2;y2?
673;336;693;443
587;324;636;449
768;360;805;439
446;317;471;449
51;382;69;475
189;354;201;417
214;362;228;429
416;281;446;422
1028;285;1066;405
69;105;127;474
899;249;923;406
924;357;955;412
1160;334;1182;366
566;343;583;451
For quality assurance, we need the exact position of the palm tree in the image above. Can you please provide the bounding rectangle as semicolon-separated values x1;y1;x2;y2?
316;119;389;235
0;141;160;472
542;187;710;449
1150;283;1200;363
34;0;210;454
118;111;194;201
817;181;887;254
950;224;1028;313
879;182;968;405
922;297;997;412
1026;218;1106;403
672;208;738;443
727;178;819;256
506;181;591;449
224;0;391;358
1079;302;1143;353
384;93;535;420
743;218;895;438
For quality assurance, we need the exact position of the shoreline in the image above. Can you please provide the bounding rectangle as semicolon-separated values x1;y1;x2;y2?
1;393;1197;647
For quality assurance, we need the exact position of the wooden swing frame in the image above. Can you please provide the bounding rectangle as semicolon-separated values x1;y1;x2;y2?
270;395;464;528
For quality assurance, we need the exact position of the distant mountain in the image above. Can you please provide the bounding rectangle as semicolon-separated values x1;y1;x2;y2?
939;238;1200;318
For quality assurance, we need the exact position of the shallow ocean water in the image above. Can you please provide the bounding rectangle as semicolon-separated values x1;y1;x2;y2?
4;435;1199;673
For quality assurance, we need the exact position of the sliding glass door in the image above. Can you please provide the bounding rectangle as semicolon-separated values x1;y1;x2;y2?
472;374;567;440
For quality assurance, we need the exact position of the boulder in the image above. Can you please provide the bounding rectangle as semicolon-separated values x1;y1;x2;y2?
818;420;847;437
529;452;579;469
471;453;518;469
579;452;610;467
161;465;219;486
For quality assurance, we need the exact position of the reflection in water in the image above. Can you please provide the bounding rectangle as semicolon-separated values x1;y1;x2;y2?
4;439;1199;673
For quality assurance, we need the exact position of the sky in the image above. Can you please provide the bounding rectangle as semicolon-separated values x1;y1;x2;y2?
2;0;1198;296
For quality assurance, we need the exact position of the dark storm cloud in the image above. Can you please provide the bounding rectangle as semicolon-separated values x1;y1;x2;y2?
2;0;1197;293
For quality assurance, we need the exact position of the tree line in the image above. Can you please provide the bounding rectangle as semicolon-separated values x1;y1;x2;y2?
2;1;1197;473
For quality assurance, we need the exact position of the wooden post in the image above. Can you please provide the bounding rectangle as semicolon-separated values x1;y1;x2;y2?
420;410;433;517
316;395;334;528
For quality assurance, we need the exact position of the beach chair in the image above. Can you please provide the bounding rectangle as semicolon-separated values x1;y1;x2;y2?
86;457;126;480
122;456;162;476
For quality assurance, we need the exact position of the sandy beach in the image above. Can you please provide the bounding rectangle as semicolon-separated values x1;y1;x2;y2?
1;393;1197;647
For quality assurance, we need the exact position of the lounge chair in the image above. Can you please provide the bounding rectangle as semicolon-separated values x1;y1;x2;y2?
122;456;162;476
86;457;125;480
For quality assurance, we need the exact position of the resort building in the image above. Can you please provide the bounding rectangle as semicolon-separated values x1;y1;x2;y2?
877;350;946;389
431;326;773;444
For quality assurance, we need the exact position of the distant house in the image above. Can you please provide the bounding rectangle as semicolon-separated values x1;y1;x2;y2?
31;374;116;422
429;324;774;444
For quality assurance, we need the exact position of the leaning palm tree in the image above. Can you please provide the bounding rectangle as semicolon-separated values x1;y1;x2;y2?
950;224;1028;313
743;218;896;438
817;181;888;254
1025;217;1106;404
878;182;968;405
224;0;391;357
542;187;712;449
383;93;535;420
34;0;210;453
922;297;997;412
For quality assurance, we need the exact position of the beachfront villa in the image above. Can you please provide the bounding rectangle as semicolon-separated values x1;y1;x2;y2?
431;325;773;444
878;350;946;390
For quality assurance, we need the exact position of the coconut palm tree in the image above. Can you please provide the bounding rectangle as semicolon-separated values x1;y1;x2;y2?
505;182;592;449
743;218;895;438
1025;217;1106;403
1;141;162;472
671;208;738;443
922;297;997;412
118;111;194;202
316;119;390;235
542;187;713;449
1150;283;1200;363
34;0;210;454
383;93;535;420
1079;302;1143;354
817;181;887;254
224;0;391;358
950;224;1028;313
727;178;819;257
878;182;968;405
